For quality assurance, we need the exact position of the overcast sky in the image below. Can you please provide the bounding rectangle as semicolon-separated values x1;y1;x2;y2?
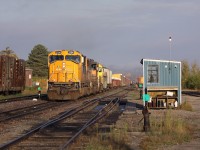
1;0;200;76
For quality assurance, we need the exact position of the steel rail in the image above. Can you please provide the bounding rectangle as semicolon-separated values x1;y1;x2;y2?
39;98;99;130
182;90;200;97
0;101;49;115
60;97;121;149
0;98;100;149
0;102;61;122
0;94;47;103
0;89;127;149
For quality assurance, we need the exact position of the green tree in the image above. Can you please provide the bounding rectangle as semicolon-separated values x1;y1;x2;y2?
184;61;200;90
188;62;200;89
186;74;200;89
191;62;199;75
0;47;18;59
26;44;49;77
181;60;190;89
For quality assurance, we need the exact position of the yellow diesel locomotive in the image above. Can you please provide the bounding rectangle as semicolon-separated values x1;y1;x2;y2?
47;50;105;100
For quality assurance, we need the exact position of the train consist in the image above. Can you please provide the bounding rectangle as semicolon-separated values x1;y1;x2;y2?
47;50;131;100
0;55;25;95
112;73;132;87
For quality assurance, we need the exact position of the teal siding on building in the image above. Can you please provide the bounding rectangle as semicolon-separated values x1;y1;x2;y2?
142;59;181;105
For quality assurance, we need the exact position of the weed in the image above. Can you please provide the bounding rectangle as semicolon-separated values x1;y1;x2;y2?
179;100;193;111
85;123;132;150
140;110;192;150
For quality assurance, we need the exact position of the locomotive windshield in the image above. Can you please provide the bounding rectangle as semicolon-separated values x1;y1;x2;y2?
66;55;80;63
49;55;64;63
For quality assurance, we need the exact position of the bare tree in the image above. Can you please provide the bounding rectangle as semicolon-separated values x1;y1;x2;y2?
0;47;18;59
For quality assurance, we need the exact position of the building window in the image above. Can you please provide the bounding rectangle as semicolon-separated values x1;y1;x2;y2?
148;65;159;83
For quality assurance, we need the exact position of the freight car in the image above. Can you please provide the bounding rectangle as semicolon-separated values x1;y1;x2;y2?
112;73;131;87
0;55;25;95
123;76;132;86
112;74;122;87
103;67;112;89
47;50;111;100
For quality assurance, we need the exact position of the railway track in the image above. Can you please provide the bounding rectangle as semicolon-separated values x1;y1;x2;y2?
0;89;128;149
182;90;200;97
0;88;125;122
0;101;62;122
0;94;47;104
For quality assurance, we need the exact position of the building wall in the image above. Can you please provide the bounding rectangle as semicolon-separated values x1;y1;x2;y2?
25;68;33;87
143;60;181;87
142;59;181;105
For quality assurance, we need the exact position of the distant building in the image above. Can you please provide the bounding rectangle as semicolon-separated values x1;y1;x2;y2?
25;68;33;87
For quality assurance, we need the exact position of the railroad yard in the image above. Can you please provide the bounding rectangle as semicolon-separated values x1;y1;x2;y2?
0;88;199;150
1;1;200;149
0;88;131;149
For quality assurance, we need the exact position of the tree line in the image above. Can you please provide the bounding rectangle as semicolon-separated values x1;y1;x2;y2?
182;60;200;90
0;44;49;77
1;45;200;90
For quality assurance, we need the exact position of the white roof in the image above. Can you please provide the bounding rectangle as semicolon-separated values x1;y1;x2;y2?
142;58;181;64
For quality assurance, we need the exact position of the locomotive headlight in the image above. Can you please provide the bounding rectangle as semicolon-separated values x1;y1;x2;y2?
68;50;74;54
62;62;66;68
56;51;61;54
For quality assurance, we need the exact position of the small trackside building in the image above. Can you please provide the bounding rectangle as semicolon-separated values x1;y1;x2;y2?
141;59;181;108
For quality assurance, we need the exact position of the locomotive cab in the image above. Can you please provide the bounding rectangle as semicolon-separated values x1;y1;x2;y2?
47;50;85;100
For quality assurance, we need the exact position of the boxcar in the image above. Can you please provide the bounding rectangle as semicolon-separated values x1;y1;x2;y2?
0;55;25;95
112;74;122;87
